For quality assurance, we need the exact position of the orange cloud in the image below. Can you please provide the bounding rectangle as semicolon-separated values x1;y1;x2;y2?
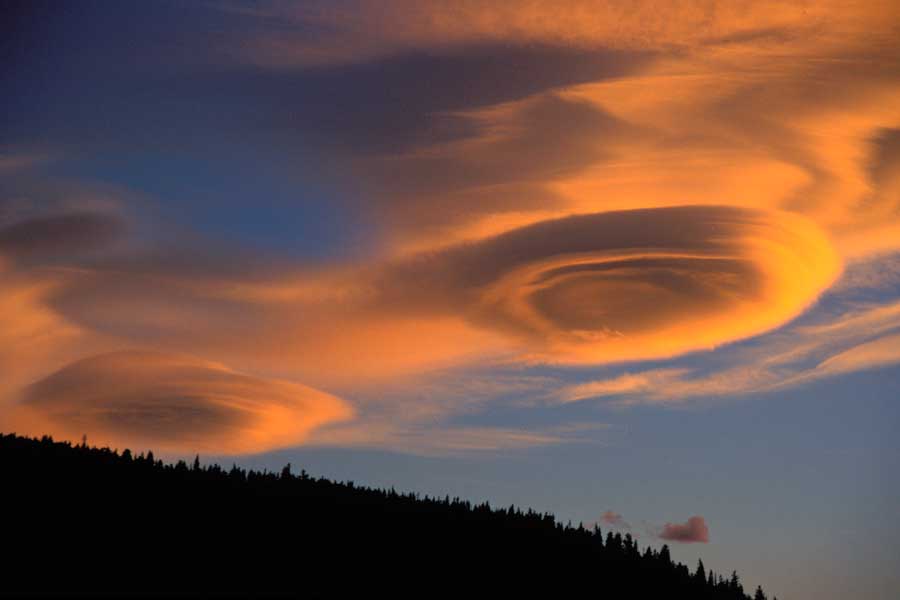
561;370;692;403
0;202;127;400
5;351;353;455
226;1;893;68
374;205;840;363
290;0;900;265
0;267;85;396
4;0;900;454
558;283;900;405
815;333;900;377
549;37;900;260
9;203;837;389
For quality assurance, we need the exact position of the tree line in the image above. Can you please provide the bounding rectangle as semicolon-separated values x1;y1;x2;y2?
1;433;773;599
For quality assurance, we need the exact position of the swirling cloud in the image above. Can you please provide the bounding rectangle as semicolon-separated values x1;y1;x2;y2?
7;351;353;455
0;200;129;399
35;205;839;377
379;205;840;363
4;0;899;456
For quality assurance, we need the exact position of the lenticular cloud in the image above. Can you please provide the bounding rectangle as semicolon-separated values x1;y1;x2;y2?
380;205;841;363
10;351;353;454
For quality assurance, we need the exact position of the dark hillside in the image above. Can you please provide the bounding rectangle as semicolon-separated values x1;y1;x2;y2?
1;433;769;599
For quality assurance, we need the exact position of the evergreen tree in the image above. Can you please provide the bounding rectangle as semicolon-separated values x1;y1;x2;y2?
695;559;707;583
730;571;743;595
0;432;762;599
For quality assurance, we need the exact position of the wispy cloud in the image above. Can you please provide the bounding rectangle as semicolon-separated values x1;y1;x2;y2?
599;510;630;530
309;421;611;457
560;257;900;404
216;1;887;68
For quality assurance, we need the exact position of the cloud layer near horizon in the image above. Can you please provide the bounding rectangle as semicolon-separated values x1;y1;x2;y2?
5;351;352;455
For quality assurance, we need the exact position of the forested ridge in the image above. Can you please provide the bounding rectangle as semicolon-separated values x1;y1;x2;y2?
2;433;773;599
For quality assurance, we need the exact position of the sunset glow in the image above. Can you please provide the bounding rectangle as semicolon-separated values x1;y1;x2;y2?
3;3;900;597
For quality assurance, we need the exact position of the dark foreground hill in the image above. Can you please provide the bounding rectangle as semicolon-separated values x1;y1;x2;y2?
1;433;771;599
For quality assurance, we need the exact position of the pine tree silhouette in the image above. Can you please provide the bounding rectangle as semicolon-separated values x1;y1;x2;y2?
696;558;707;583
1;432;768;599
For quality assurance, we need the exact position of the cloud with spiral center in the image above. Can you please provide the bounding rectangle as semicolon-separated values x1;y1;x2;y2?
375;205;841;363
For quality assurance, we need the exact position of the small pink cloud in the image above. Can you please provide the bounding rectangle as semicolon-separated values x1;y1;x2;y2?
659;516;709;543
601;510;626;527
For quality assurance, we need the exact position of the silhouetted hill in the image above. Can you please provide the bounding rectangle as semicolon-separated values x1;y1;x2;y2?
1;433;771;599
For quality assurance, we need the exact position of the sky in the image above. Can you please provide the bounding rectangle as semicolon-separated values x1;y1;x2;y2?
2;1;899;597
